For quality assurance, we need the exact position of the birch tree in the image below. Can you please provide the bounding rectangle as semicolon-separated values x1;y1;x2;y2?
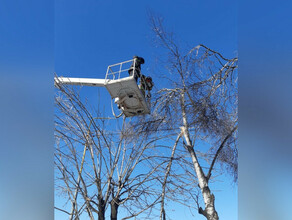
131;16;238;220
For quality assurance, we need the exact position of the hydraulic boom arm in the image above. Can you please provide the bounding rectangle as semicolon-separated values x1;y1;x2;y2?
54;77;109;87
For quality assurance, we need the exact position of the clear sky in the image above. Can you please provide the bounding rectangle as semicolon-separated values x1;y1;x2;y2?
55;0;237;75
2;0;292;220
55;1;237;220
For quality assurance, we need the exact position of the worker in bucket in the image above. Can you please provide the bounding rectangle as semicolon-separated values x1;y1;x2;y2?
128;56;145;82
139;74;154;97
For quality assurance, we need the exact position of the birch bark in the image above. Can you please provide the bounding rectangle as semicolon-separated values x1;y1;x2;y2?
180;92;219;220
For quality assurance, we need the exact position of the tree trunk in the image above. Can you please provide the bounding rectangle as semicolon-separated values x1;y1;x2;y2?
188;147;219;220
180;92;219;220
160;133;182;220
110;199;119;220
98;198;105;220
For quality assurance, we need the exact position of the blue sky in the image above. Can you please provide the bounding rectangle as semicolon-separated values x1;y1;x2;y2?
2;0;292;220
55;0;237;75
55;1;237;219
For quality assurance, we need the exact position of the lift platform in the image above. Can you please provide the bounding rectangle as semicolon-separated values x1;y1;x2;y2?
55;59;151;117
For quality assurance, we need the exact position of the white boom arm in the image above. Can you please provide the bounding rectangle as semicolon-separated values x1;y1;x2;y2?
54;57;151;117
55;77;109;87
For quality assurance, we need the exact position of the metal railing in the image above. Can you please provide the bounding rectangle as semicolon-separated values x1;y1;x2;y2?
105;59;135;81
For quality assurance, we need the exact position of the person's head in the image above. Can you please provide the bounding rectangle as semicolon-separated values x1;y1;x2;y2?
146;76;152;82
133;56;145;64
138;57;145;64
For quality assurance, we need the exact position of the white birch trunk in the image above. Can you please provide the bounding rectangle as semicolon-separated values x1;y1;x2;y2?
180;92;219;220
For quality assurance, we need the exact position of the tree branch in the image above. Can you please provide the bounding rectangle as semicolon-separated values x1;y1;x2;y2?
206;125;238;181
